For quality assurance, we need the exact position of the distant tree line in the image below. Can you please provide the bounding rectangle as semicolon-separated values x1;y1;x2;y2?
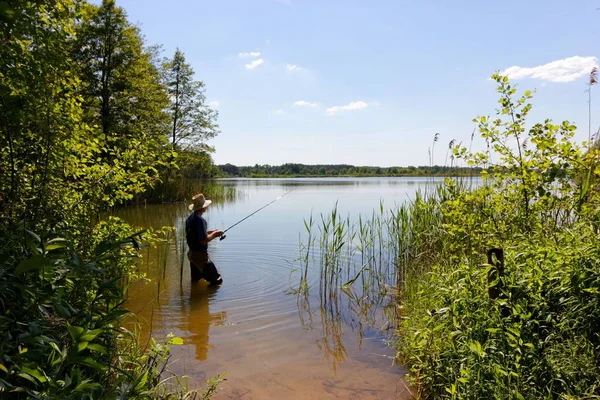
217;163;483;177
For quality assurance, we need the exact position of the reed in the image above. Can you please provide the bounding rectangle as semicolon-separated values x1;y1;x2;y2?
293;183;450;301
135;179;240;205
289;181;453;373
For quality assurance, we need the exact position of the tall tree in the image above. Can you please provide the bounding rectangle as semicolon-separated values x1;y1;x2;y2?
163;49;219;150
71;0;173;204
73;0;169;139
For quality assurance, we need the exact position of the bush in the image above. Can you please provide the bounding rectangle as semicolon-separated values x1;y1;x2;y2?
0;222;222;399
397;74;600;399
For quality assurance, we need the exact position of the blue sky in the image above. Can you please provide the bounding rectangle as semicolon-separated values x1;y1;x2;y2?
116;0;600;167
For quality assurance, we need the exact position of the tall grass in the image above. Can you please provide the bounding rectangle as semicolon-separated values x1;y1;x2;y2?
290;182;456;375
293;184;452;301
135;179;239;205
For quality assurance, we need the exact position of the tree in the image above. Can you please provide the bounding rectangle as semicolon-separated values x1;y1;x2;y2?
74;1;169;138
71;0;172;205
163;49;219;150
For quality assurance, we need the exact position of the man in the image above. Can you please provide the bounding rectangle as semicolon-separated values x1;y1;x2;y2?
186;193;224;285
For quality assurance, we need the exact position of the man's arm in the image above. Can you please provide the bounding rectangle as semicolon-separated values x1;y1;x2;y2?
200;230;223;245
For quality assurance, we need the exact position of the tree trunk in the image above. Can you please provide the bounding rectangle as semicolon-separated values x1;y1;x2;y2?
172;64;180;146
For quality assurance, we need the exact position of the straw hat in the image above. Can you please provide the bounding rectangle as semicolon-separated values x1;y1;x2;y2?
188;193;212;211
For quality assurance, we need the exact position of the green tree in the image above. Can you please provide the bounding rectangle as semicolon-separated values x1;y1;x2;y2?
71;0;172;206
162;48;219;150
73;0;169;138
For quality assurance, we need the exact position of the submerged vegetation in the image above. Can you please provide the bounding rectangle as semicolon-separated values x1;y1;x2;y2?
0;0;224;397
294;74;600;398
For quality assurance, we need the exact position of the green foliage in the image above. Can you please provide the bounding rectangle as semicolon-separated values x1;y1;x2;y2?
0;226;222;398
1;0;224;398
71;0;174;207
396;74;600;399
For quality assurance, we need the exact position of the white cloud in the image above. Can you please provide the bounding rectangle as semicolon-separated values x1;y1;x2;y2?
501;56;598;83
294;100;318;107
245;58;264;69
286;64;301;71
239;51;261;58
326;101;369;116
209;100;220;108
274;109;285;114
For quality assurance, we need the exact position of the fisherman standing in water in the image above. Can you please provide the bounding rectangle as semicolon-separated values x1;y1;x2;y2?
186;194;224;285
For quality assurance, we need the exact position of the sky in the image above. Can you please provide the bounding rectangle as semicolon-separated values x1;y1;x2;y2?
114;0;600;167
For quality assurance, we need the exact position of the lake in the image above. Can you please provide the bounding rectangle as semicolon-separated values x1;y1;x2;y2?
115;177;447;399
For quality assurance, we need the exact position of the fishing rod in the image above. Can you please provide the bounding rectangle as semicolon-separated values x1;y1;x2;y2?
219;189;295;241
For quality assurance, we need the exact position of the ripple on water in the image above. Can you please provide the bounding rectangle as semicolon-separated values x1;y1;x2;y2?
120;182;413;399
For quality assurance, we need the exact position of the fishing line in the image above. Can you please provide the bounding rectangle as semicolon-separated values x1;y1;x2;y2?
219;188;295;241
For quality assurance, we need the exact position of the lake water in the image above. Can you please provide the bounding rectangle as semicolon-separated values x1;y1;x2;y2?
116;177;446;399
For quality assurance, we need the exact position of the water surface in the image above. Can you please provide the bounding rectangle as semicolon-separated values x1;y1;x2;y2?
118;177;444;399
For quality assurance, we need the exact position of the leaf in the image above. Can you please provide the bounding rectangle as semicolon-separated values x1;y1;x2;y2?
54;299;72;318
49;342;63;355
75;357;107;371
135;370;149;391
170;337;184;345
67;326;85;342
0;363;7;373
77;342;89;352
17;372;37;385
46;243;67;251
469;341;485;357
14;255;47;276
71;252;82;267
79;329;104;342
73;379;100;393
86;343;107;355
24;230;41;244
21;367;47;383
94;241;113;256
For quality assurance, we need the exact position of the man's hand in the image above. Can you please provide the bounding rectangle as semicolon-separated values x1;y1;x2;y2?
207;230;223;241
201;230;225;245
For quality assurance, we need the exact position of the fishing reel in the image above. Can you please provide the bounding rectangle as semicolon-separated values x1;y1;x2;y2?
219;234;227;241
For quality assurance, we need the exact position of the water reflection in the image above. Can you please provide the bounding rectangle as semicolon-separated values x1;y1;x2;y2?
180;284;227;361
219;176;448;189
296;279;398;372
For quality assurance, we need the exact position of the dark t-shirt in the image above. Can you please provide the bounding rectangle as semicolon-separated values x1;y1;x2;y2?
186;213;208;252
